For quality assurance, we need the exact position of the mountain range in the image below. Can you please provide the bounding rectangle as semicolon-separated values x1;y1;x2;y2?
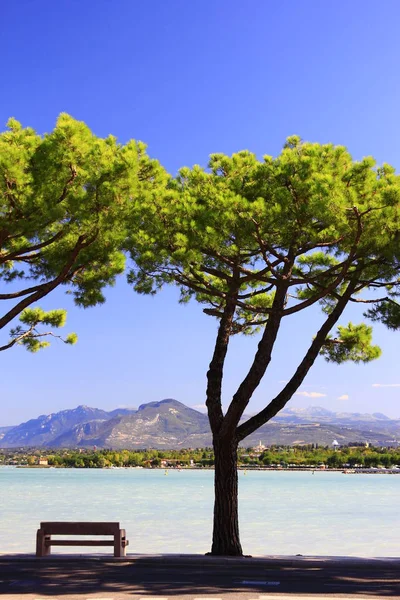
1;399;400;449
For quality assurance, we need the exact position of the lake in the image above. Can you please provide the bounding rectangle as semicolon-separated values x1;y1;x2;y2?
1;467;399;556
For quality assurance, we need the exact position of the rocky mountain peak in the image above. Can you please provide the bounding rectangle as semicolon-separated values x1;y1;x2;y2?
1;401;399;449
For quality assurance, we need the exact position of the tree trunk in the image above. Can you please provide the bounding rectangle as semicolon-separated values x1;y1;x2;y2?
211;434;243;556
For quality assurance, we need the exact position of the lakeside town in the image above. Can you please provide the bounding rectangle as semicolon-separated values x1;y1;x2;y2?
2;441;400;471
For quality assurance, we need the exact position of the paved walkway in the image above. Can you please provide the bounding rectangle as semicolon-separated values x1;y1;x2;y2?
1;553;399;599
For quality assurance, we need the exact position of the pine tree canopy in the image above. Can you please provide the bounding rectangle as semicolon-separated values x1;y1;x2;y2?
0;114;166;351
126;137;400;435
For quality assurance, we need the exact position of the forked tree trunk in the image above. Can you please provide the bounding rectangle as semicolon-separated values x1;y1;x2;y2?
211;434;243;556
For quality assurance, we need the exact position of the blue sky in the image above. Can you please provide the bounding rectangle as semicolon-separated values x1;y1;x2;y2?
1;0;400;425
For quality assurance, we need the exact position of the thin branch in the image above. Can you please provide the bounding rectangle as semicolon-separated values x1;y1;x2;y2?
0;324;35;352
0;328;69;352
301;235;345;250
175;272;226;299
0;236;87;331
56;164;78;204
202;265;232;282
0;230;65;263
203;249;238;269
0;283;47;301
251;219;274;269
236;264;276;284
360;203;392;217
349;295;390;304
238;285;274;300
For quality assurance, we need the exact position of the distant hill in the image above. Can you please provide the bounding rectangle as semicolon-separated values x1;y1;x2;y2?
0;426;14;442
1;400;400;449
272;406;400;436
0;405;135;448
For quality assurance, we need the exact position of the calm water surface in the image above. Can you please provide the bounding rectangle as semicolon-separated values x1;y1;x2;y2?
1;467;399;556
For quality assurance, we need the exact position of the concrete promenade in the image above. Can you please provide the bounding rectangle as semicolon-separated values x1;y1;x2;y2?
1;553;400;599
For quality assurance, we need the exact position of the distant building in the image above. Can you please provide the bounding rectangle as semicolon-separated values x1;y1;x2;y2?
332;440;339;451
39;458;48;466
253;441;266;454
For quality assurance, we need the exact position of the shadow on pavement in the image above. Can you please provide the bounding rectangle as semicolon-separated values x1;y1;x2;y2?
0;555;399;597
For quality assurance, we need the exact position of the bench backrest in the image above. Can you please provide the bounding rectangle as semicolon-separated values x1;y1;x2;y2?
39;522;121;535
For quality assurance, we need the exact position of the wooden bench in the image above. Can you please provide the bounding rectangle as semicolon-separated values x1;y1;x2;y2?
36;522;129;557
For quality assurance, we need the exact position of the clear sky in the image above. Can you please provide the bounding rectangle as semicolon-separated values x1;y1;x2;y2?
1;0;400;425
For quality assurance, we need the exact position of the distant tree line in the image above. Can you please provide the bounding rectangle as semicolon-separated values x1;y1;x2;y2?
1;445;400;469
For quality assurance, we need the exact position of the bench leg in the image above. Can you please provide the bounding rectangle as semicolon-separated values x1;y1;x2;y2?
36;530;51;557
114;529;127;557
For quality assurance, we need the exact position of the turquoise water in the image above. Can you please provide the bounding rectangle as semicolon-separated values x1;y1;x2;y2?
1;467;399;556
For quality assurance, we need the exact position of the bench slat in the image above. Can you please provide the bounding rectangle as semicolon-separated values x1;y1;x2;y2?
47;540;115;546
39;522;120;535
46;540;128;546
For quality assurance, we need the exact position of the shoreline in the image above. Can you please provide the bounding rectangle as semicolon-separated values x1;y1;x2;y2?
9;464;400;474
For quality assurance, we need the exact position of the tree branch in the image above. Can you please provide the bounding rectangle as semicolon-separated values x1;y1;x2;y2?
349;295;391;304
236;279;358;441
206;275;240;435
0;322;36;352
0;230;65;263
0;283;48;300
56;164;77;204
282;207;364;316
0;236;87;331
0;328;70;352
219;251;297;436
